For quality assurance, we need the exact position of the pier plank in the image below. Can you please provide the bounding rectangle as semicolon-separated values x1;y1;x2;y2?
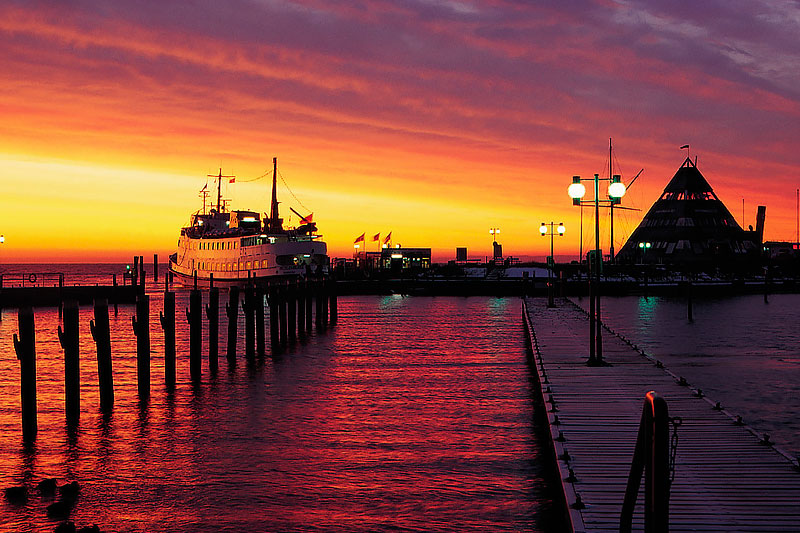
524;297;800;532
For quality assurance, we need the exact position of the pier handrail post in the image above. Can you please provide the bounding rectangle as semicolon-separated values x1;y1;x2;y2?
90;298;114;412
620;391;670;533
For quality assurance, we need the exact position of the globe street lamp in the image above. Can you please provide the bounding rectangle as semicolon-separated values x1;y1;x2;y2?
540;222;565;308
568;173;626;365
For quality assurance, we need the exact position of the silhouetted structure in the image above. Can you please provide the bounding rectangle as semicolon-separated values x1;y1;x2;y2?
617;158;764;266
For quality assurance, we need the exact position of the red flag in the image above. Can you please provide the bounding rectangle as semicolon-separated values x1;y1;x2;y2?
300;213;313;224
354;233;365;243
372;233;380;242
383;231;392;244
229;177;236;183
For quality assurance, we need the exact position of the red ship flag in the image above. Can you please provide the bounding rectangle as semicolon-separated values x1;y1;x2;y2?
229;177;236;183
354;233;365;243
372;233;380;242
383;232;392;244
300;213;314;224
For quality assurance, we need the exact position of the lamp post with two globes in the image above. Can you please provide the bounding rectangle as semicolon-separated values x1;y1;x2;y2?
567;174;626;365
539;222;564;308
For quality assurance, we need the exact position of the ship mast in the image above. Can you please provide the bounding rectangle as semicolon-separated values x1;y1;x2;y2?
208;168;235;213
268;157;283;232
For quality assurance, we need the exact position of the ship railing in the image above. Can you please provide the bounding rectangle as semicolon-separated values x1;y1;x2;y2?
0;272;66;288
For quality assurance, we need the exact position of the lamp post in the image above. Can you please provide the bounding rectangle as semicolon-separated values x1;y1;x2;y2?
540;222;565;308
489;227;501;261
568;173;626;365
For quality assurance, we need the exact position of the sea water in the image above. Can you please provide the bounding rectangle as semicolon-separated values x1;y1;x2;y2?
0;265;561;532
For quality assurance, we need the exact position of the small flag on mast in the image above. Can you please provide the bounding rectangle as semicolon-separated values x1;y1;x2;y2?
229;177;235;183
680;144;689;149
372;233;380;242
300;213;313;224
383;232;392;244
354;233;365;243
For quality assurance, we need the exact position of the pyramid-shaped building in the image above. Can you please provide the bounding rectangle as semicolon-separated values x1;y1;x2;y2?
617;158;763;265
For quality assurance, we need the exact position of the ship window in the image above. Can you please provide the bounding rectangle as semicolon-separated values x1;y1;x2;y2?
246;261;251;269
262;259;268;268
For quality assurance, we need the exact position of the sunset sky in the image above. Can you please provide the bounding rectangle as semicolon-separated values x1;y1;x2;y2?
1;0;799;262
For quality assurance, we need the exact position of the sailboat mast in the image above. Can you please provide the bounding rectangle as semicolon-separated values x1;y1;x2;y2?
269;157;281;232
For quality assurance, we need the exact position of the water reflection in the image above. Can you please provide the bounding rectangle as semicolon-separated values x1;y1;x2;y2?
0;295;561;532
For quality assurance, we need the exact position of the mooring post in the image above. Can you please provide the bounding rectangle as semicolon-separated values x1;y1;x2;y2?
58;273;64;319
153;253;159;284
243;284;256;362
305;278;313;331
139;255;146;294
287;280;297;340
14;306;37;441
187;287;202;380
112;273;118;316
269;284;280;352
315;279;324;329
329;278;338;326
226;286;239;366
90;299;114;412
255;285;266;357
687;279;693;322
278;284;288;348
322;278;329;327
296;279;306;336
58;300;80;424
160;290;176;389
207;280;220;373
133;256;139;289
132;293;150;399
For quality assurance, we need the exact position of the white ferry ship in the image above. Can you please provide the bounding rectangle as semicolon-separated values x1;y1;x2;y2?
168;158;328;286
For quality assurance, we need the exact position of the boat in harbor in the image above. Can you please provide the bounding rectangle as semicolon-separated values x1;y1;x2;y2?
168;158;328;286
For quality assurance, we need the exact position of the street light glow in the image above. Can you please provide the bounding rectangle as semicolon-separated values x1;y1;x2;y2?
557;223;565;235
539;223;547;235
568;182;586;200
608;181;627;198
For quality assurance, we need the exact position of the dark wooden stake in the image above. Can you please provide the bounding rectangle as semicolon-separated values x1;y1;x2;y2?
243;285;255;362
207;285;220;373
255;286;266;357
305;279;313;332
287;280;297;340
322;278;329;327
315;280;324;330
112;274;118;316
90;299;114;412
13;306;37;441
153;253;159;284
188;288;202;380
296;280;306;336
58;300;80;424
160;290;176;389
132;294;150;399
329;278;338;325
226;286;239;366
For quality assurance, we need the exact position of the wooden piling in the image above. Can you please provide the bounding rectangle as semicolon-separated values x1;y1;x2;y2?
243;285;256;362
90;299;114;411
112;274;118;316
13;306;37;441
153;253;159;284
296;280;305;336
315;280;324;329
133;256;139;289
322;279;329;327
329;278;338;326
269;284;280;352
132;294;150;399
188;288;202;380
160;290;176;388
305;279;313;331
207;285;220;373
687;280;693;322
58;300;80;423
255;286;266;357
139;255;146;293
287;280;297;340
278;285;288;348
226;286;239;366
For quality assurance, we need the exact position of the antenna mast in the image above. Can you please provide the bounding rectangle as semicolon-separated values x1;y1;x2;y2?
207;168;235;212
268;157;283;232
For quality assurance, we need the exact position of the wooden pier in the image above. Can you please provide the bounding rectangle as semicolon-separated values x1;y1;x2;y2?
523;297;800;532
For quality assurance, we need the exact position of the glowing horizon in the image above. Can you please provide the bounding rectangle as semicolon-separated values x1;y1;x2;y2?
2;1;799;263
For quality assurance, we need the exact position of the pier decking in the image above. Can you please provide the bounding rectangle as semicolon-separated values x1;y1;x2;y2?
523;297;800;532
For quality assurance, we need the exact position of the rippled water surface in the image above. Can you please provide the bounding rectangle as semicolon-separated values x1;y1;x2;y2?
0;270;560;532
582;293;800;456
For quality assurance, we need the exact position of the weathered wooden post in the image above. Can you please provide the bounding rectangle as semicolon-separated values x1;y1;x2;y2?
160;290;176;389
90;299;114;411
296;279;306;336
13;306;37;441
287;280;297;340
112;273;118;316
278;284;288;348
132;256;139;289
207;280;220;373
255;285;266;358
153;253;159;284
139;255;146;293
329;278;338;326
57;300;80;423
226;286;239;366
305;278;313;332
315;279;325;329
131;294;150;399
187;287;202;380
269;284;280;352
243;285;256;362
58;273;64;319
322;278;329;327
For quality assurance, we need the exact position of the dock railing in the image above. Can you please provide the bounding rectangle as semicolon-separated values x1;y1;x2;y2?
620;391;671;533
